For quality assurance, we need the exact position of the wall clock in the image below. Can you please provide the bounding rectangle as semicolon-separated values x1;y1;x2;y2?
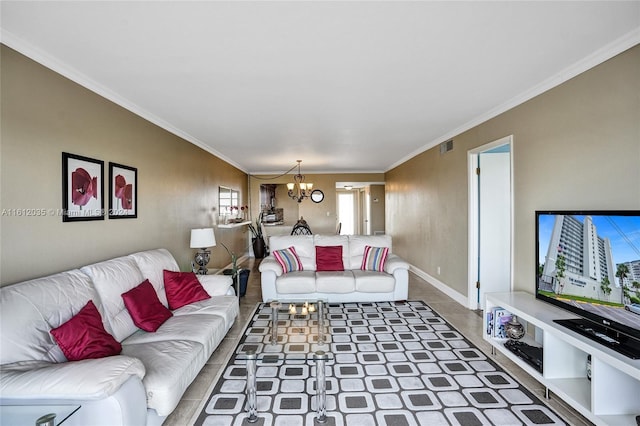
310;189;324;203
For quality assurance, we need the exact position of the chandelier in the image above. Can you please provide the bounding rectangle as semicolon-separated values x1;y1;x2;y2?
287;160;313;203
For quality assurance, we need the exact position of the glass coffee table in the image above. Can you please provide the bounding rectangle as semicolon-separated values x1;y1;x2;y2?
268;299;328;346
0;405;80;425
237;299;332;423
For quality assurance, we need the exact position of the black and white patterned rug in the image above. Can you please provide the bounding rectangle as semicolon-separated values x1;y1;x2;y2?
194;301;567;426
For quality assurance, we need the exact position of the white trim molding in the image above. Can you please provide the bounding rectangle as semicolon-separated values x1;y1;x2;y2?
409;265;468;308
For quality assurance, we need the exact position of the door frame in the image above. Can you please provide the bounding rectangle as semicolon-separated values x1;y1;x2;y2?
467;135;514;310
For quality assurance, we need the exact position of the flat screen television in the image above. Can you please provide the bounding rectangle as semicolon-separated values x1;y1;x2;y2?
535;210;640;359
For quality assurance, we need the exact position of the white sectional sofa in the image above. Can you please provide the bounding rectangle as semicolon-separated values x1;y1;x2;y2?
259;235;409;303
0;248;238;426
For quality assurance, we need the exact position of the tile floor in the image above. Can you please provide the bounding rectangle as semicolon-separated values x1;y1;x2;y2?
164;258;592;426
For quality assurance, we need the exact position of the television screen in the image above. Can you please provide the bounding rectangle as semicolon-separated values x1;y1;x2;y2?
536;210;640;358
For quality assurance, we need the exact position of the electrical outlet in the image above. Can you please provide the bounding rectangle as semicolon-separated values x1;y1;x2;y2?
437;266;441;275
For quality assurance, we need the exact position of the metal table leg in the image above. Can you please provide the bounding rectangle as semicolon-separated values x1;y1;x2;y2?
245;350;258;423
314;350;328;423
317;300;325;344
270;301;280;345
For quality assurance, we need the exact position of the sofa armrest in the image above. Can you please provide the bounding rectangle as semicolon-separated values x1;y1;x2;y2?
384;253;410;275
0;356;145;400
197;274;233;296
258;256;283;276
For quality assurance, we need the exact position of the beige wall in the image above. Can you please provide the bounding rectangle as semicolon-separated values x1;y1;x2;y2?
249;173;385;235
1;46;249;285
369;184;386;235
386;45;640;300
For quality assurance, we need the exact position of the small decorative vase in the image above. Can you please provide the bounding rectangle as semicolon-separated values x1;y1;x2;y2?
505;316;525;340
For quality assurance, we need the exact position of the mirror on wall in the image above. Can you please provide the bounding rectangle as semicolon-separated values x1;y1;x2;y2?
219;186;241;223
260;184;285;224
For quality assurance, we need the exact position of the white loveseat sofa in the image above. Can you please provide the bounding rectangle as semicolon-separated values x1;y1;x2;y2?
0;248;238;426
259;235;409;303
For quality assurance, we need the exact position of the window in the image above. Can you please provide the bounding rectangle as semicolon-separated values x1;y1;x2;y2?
219;186;239;218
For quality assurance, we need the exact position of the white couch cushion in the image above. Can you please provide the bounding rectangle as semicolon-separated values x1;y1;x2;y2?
121;339;206;417
347;235;392;270
172;295;239;330
0;356;145;399
123;314;226;356
353;270;396;293
269;235;316;271
81;256;145;342
315;271;355;293
197;274;233;297
128;248;179;307
0;270;101;364
274;271;316;294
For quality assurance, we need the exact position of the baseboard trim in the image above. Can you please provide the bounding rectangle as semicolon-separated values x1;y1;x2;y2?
409;265;468;308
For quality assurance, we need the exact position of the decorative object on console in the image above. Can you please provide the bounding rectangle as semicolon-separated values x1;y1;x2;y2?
190;227;216;274
492;307;513;339
287;160;314;203
108;162;137;219
61;152;104;222
505;315;526;340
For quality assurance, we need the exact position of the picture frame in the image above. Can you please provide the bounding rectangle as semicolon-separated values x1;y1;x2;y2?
108;162;137;219
62;152;105;222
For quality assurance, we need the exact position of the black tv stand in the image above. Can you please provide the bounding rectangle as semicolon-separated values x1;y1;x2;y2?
554;318;640;359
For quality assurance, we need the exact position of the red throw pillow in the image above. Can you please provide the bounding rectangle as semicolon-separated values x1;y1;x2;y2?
163;270;210;310
50;300;122;361
316;245;344;271
122;279;173;332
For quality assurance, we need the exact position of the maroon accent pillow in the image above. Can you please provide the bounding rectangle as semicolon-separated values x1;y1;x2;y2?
122;279;173;332
163;270;210;310
316;245;344;271
50;300;122;361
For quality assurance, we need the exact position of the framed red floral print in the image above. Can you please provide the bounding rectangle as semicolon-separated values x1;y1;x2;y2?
108;162;137;219
62;152;105;222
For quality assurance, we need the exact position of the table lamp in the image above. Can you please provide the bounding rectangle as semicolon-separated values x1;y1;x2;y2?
190;228;216;275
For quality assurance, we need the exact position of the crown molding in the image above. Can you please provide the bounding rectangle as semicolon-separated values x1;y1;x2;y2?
1;29;248;174
385;28;640;173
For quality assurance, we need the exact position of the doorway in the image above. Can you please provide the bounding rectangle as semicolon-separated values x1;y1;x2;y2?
338;191;356;235
468;136;513;310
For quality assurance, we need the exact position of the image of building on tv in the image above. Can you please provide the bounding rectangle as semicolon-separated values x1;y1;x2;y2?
541;215;622;302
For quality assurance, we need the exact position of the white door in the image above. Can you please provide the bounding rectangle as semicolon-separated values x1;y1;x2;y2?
338;192;356;235
477;150;511;309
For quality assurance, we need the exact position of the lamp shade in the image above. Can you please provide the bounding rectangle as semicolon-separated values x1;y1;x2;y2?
190;228;216;249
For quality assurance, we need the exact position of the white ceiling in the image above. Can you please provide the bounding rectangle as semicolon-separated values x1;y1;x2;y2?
2;1;639;174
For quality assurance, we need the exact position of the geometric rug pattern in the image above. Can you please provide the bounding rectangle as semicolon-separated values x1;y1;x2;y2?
194;301;567;426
